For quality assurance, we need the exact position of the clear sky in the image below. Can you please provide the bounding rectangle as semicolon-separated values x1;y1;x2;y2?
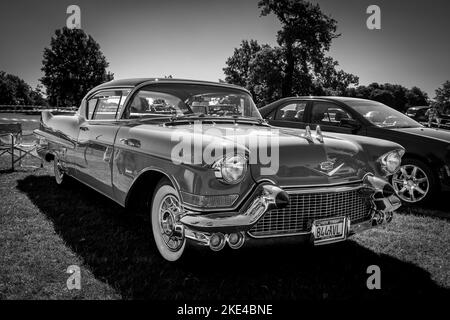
0;0;449;97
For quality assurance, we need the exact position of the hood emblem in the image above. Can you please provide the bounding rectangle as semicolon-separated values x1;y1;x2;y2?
320;160;335;171
316;160;345;177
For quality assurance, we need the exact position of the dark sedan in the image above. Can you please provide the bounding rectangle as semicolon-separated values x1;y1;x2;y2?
260;97;450;204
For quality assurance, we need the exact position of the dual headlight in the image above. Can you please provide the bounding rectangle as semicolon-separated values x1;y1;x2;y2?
213;154;248;184
378;149;404;176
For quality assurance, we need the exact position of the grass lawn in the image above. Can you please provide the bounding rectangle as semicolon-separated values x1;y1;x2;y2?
0;155;449;300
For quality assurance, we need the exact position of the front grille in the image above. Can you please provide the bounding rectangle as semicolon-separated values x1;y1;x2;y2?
249;187;371;237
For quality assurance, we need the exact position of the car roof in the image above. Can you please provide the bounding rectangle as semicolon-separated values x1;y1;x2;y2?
261;96;375;110
93;78;249;93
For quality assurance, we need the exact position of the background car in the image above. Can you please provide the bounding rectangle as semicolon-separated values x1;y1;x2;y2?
260;97;450;204
35;79;403;262
405;106;429;122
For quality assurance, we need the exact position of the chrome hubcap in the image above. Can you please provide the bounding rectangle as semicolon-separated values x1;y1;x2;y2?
392;165;429;203
158;195;184;252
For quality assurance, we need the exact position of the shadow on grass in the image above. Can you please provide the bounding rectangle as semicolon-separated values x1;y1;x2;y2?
400;192;450;221
17;175;449;300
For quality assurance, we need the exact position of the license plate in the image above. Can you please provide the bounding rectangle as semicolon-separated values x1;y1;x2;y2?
312;216;347;245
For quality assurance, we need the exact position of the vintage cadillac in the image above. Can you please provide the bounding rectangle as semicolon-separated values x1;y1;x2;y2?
35;78;404;261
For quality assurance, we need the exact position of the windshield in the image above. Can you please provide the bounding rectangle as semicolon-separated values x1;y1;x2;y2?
346;100;422;128
123;83;261;120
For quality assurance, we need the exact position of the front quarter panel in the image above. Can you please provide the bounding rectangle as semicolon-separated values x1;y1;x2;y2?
112;123;255;210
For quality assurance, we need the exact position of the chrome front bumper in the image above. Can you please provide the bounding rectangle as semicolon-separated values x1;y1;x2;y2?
180;174;401;251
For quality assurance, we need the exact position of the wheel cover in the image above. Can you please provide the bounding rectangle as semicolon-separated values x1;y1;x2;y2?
157;194;184;252
392;164;429;203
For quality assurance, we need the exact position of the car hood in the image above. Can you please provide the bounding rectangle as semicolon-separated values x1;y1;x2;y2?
392;127;450;143
131;123;373;187
245;127;370;186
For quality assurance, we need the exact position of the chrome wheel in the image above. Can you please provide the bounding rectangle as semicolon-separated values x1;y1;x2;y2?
151;183;186;261
392;164;429;203
158;195;184;252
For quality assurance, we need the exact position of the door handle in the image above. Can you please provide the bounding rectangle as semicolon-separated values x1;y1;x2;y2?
119;138;141;148
80;126;89;131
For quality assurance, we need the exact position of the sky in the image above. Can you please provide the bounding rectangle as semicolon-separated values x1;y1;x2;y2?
0;0;449;97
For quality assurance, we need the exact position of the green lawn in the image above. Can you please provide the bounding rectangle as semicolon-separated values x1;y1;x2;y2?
0;156;449;300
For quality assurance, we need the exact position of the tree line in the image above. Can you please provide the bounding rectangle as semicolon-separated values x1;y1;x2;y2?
0;0;449;114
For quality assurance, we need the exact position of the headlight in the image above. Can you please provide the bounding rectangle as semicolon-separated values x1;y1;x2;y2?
378;149;404;175
213;154;247;184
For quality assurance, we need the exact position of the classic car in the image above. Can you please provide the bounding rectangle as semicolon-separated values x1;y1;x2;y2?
35;79;403;262
260;97;450;204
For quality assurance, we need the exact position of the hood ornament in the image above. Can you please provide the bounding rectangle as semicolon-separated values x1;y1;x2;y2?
302;125;313;142
316;125;324;143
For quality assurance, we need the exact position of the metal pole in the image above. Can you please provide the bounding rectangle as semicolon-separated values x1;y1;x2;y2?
11;134;14;171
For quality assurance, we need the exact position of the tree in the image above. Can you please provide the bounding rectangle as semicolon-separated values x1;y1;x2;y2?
435;81;450;114
405;86;428;107
248;45;285;106
344;82;428;112
0;71;47;105
223;0;358;106
41;27;113;108
223;40;263;90
258;0;340;97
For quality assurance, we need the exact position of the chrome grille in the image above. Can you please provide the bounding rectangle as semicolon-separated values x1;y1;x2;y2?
249;187;371;237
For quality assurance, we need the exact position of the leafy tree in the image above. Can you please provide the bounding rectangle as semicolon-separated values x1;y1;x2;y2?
258;0;340;97
223;0;358;106
435;81;450;114
248;45;285;105
0;71;47;105
311;56;359;96
41;27;113;108
405;86;428;107
344;82;428;112
223;40;263;90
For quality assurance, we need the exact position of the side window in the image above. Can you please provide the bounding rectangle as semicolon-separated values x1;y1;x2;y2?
122;89;183;120
87;98;97;120
86;90;130;120
311;102;352;126
275;102;307;122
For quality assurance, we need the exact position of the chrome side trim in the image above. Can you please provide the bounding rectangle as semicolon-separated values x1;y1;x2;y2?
284;185;362;194
279;180;363;189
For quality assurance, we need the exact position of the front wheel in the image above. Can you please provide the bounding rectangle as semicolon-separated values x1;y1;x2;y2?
151;180;186;262
391;158;436;204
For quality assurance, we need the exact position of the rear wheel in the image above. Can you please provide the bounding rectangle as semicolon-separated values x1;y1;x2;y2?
151;179;186;262
391;158;436;204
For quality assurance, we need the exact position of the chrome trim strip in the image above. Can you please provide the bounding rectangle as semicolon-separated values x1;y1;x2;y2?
284;185;362;194
279;180;363;189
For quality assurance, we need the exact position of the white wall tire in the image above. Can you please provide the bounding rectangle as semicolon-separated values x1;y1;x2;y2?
151;181;186;262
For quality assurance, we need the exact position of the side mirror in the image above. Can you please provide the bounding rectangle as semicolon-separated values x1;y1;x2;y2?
340;118;361;131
